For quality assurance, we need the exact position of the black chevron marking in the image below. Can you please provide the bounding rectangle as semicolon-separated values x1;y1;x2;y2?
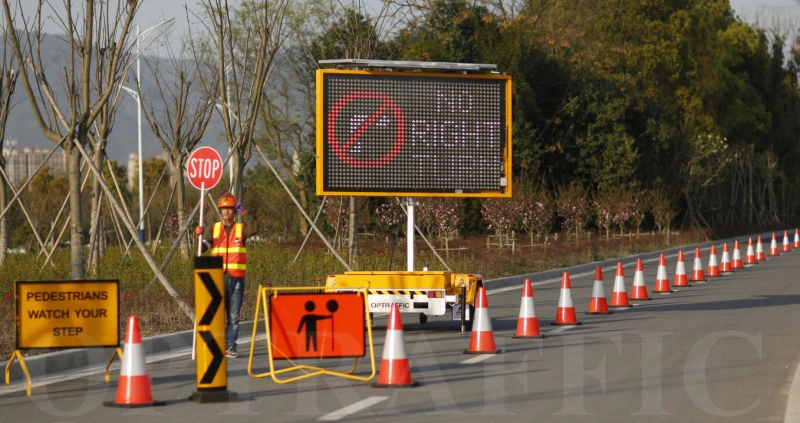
198;272;222;326
199;330;223;384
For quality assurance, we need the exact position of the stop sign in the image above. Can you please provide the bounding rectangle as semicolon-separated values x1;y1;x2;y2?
186;146;223;190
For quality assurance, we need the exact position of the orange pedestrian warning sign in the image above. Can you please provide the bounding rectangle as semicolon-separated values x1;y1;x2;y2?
269;292;365;359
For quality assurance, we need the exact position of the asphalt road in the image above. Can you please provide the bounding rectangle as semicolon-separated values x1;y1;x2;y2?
2;242;800;423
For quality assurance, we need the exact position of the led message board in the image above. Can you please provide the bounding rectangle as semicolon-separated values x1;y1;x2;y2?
316;69;512;197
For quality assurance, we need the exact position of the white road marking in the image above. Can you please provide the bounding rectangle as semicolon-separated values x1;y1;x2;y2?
318;396;388;421
785;363;800;423
460;354;496;365
549;325;577;333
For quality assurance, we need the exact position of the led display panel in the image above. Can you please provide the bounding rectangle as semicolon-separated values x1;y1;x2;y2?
316;69;512;197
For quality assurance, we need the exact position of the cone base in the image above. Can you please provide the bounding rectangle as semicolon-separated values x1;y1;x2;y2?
372;381;420;388
104;400;167;408
512;334;545;339
610;304;633;308
551;321;583;326
464;349;503;354
653;290;674;294
630;297;652;301
188;389;238;404
585;310;613;315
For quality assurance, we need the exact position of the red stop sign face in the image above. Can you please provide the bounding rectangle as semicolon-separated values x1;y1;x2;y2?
186;147;223;190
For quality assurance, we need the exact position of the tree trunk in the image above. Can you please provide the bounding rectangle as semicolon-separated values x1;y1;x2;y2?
67;142;85;279
88;148;104;274
299;188;309;236
173;159;190;259
348;196;358;270
0;169;6;266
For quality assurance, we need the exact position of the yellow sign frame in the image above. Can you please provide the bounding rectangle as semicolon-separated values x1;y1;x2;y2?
316;69;513;198
247;285;376;384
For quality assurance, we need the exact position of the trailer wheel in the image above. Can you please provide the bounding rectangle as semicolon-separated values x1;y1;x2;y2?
419;312;428;324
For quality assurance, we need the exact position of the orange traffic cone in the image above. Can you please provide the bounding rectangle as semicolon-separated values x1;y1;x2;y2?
673;251;690;287
105;316;165;408
630;258;650;300
552;272;582;325
464;286;502;354
653;254;673;293
706;245;720;277
782;230;791;253
756;236;766;261
794;229;800;248
769;233;780;257
720;243;732;274
610;262;632;308
690;248;706;283
374;304;419;387
586;266;612;315
745;238;757;265
732;240;743;269
513;279;544;338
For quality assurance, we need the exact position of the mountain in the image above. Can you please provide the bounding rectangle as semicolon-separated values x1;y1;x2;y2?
3;33;228;166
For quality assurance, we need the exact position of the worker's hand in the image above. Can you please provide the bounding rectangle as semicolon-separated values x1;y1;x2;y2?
234;202;246;215
195;226;204;236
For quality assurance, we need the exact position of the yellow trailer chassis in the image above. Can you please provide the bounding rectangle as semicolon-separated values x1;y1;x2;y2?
325;271;482;328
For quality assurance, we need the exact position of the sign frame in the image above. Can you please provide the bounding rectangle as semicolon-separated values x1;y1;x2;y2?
316;68;513;198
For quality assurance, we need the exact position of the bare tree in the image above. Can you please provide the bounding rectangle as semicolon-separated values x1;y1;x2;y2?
192;0;291;199
0;41;18;266
139;42;217;259
1;0;138;278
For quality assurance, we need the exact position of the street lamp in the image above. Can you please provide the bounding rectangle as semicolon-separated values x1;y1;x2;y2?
125;19;174;243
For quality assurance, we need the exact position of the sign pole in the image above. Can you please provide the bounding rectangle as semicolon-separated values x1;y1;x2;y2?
407;197;414;271
197;183;205;257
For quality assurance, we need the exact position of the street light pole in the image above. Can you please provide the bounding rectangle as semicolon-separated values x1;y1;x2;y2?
132;19;174;243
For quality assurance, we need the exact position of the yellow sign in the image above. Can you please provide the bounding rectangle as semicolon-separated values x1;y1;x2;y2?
15;280;119;349
193;256;227;390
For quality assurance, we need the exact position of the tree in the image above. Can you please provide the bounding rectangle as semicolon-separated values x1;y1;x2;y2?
2;0;136;278
193;0;292;199
139;41;216;258
555;180;590;241
0;40;17;265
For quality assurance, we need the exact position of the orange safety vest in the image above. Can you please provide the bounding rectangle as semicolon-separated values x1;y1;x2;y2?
210;221;247;278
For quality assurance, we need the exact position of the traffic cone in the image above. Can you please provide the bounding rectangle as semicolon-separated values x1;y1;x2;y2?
794;229;800;248
769;233;780;257
552;272;582;325
673;251;690;287
653;254;673;293
630;258;650;300
513;279;544;338
586;266;612;315
732;240;743;269
690;248;706;283
745;238;757;266
706;245;720;277
756;236;766;261
610;262;632;308
374;304;419;387
105;316;165;408
782;230;791;252
464;286;502;354
720;243;732;274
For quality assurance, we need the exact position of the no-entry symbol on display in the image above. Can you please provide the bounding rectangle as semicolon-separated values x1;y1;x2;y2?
328;91;405;169
187;147;223;190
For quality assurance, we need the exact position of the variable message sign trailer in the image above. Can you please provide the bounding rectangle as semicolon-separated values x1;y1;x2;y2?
317;60;507;331
325;271;482;329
